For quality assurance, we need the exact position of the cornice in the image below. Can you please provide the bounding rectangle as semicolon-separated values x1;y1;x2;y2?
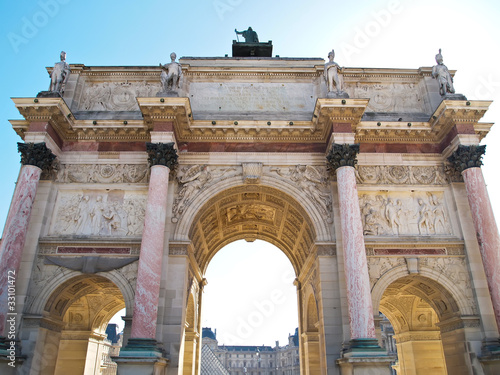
355;100;492;144
11;97;492;145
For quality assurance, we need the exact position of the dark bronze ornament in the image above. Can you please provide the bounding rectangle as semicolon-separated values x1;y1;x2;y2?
146;142;178;169
448;145;486;174
17;142;56;173
326;143;360;171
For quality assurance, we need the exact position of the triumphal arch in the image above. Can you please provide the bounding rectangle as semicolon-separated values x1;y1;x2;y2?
1;39;500;375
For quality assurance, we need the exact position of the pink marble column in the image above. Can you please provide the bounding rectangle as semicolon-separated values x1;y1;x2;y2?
462;167;500;332
0;165;42;335
131;164;171;339
337;166;376;340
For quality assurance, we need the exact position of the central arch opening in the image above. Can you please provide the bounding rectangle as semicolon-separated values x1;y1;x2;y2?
181;184;324;374
202;239;298;346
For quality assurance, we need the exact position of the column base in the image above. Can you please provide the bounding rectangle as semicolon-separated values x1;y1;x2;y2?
337;339;395;375
0;337;25;374
337;356;396;375
114;338;169;375
342;338;387;357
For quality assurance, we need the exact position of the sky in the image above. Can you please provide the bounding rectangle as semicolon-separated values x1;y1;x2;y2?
1;0;500;346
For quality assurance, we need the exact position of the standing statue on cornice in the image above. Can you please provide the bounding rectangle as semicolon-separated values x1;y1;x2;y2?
324;50;349;98
50;51;71;94
432;49;455;96
159;52;182;93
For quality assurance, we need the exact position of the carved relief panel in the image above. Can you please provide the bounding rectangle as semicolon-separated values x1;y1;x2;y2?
49;190;147;237
359;191;452;236
57;164;148;184
77;81;160;111
345;82;426;113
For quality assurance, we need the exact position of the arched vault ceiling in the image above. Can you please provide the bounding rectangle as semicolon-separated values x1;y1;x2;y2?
44;275;124;321
380;275;459;327
189;185;317;274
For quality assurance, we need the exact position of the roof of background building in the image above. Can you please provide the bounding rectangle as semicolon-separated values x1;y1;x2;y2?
202;327;217;340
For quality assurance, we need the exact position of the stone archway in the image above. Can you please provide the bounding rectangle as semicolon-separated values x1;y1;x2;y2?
29;275;125;375
178;183;328;374
187;184;318;275
378;275;474;375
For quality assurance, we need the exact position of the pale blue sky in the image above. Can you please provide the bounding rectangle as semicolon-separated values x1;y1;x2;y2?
1;0;500;346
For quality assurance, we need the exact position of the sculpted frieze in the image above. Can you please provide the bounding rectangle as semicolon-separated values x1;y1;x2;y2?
172;165;239;222
50;191;147;237
57;164;148;184
346;82;425;113
78;81;160;111
269;165;332;223
359;192;452;236
356;165;447;185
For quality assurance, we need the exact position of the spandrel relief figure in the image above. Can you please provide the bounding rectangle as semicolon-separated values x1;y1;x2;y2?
432;49;455;96
172;165;237;222
173;165;212;219
272;165;332;223
323;50;348;98
159;52;182;93
50;51;71;93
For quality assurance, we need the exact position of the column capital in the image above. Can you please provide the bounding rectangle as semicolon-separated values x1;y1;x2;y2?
17;142;56;172
146;142;178;169
326;143;360;172
447;144;486;174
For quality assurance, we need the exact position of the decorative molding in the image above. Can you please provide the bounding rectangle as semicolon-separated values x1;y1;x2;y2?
38;242;141;255
373;248;446;256
39;317;65;332
316;245;336;256
57;163;148;184
356;165;447;185
437;316;481;334
394;331;441;343
169;243;189;256
366;244;464;256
